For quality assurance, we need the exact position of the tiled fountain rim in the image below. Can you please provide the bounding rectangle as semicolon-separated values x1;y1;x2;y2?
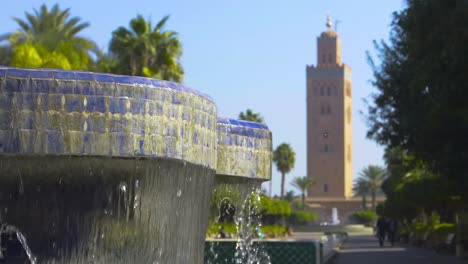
0;66;214;103
216;118;272;180
217;117;269;130
0;66;218;169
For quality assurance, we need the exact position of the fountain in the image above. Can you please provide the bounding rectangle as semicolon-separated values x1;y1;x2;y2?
205;118;272;263
0;66;268;263
331;208;340;225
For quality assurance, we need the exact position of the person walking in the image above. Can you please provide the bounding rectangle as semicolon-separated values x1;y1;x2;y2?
376;215;387;247
387;218;398;246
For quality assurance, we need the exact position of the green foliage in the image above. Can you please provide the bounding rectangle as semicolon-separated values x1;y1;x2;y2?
290;176;314;209
367;0;468;208
358;165;385;209
260;195;291;217
349;210;378;226
380;147;457;222
3;4;96;70
273;143;296;199
283;190;295;203
109;15;183;82
238;109;265;124
206;222;237;238
289;211;317;225
0;46;11;65
353;178;370;209
260;225;286;236
11;41;89;70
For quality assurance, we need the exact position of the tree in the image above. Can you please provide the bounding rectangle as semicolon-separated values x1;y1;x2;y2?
0;46;11;65
109;15;183;82
238;109;265;124
284;190;295;203
353;178;370;210
2;4;96;70
291;176;314;209
273;143;295;199
358;165;385;210
367;0;468;207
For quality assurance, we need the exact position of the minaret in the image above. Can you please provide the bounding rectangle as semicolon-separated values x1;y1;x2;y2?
306;16;353;199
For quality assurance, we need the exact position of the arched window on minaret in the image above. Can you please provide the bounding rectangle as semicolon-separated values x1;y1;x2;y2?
320;87;324;96
327;87;331;96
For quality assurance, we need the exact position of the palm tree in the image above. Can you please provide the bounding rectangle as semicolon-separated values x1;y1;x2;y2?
2;4;96;70
353;178;370;209
273;143;295;199
5;4;95;53
291;176;314;209
238;109;265;124
359;165;386;210
109;15;183;82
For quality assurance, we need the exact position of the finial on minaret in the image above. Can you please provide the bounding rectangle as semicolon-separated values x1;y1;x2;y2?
326;15;333;29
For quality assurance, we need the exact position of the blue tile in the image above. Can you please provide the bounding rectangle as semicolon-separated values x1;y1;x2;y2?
7;68;31;78
0;112;12;130
17;93;35;110
3;78;22;93
54;70;76;80
0;93;13;109
74;72;96;82
87;116;106;133
31;79;52;94
131;100;146;115
0;131;19;153
86;96;106;113
0;68;7;78
113;75;133;85
94;74;114;83
109;98;126;115
65;95;83;112
30;69;53;79
47;131;64;154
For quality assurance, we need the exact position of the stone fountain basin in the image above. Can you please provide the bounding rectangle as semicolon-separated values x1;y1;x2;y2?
0;67;218;263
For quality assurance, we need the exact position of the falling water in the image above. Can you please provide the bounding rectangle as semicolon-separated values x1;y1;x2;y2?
16;230;37;264
0;156;215;263
205;175;271;264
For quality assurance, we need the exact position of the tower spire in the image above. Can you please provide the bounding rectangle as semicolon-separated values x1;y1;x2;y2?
326;15;333;29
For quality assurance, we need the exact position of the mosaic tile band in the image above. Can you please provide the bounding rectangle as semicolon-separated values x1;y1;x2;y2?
216;118;272;180
0;67;217;169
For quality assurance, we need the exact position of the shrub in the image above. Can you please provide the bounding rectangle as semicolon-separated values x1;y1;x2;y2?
349;210;378;226
260;225;287;236
289;211;317;225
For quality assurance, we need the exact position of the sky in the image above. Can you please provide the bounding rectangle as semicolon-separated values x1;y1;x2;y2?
0;0;406;196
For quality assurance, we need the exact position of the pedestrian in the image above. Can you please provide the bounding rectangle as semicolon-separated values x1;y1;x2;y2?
376;215;387;247
387;218;398;246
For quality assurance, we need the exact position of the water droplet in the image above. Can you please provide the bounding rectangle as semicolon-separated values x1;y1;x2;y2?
177;189;182;197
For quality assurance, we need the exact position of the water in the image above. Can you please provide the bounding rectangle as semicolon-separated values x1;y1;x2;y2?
331;208;340;225
205;175;271;264
0;156;215;263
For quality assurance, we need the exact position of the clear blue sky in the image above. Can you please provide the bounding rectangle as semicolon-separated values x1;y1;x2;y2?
0;0;405;196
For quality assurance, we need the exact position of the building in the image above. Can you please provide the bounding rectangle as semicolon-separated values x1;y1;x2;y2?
306;17;353;200
305;17;357;223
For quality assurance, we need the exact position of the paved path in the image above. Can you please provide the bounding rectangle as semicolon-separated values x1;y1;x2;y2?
332;235;468;264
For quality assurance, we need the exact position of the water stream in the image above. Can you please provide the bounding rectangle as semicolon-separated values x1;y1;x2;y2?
0;156;214;263
205;175;271;264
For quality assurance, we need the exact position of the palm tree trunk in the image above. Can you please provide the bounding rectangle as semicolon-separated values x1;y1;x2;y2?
302;193;305;209
362;195;367;209
269;178;273;197
372;192;376;210
281;172;285;199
